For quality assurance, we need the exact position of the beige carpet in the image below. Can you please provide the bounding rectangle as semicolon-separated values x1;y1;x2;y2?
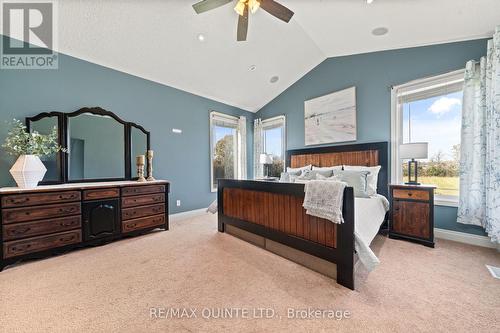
1;213;499;333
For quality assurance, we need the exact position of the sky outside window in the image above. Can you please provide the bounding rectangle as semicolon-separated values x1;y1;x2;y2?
402;91;462;161
264;126;283;157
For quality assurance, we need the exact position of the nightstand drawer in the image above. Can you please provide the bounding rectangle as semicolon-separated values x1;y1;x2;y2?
393;189;429;201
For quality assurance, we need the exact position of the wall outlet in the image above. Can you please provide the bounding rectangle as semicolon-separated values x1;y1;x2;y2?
176;200;181;207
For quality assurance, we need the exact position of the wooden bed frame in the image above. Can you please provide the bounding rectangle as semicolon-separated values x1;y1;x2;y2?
217;142;388;290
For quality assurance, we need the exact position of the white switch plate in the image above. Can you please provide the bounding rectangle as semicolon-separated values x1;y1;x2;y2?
176;200;181;207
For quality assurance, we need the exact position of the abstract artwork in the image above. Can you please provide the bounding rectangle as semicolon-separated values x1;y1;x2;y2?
304;87;357;145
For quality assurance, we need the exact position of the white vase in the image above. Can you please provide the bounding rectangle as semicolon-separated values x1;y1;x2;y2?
9;155;47;189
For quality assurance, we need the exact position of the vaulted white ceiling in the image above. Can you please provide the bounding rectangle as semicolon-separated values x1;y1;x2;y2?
4;0;500;112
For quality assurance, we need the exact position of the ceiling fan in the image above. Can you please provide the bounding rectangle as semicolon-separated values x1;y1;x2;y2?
192;0;294;41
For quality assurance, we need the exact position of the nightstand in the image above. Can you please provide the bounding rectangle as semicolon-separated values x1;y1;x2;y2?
389;184;436;248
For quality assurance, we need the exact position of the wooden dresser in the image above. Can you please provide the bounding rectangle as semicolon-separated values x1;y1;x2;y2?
389;184;436;247
0;180;169;270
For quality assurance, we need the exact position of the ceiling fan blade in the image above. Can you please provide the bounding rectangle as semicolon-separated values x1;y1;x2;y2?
237;4;249;41
192;0;232;14
259;0;294;23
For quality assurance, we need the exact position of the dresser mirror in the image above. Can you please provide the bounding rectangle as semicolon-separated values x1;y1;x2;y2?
130;125;149;175
26;113;64;184
67;112;126;181
25;107;150;184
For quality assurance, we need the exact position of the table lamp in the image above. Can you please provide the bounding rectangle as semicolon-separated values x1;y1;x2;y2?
399;142;428;185
259;153;273;178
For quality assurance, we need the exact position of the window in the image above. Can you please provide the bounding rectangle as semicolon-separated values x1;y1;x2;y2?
210;111;246;192
391;70;464;206
261;116;286;177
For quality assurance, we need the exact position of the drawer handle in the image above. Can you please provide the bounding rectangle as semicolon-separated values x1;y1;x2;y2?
153;207;162;213
59;194;77;200
12;244;31;251
407;192;413;197
59;235;75;242
11;227;31;235
13;197;30;203
60;221;77;227
128;223;137;228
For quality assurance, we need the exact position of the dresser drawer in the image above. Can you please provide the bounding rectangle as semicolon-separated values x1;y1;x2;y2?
393;189;429;201
122;185;165;197
2;202;82;224
122;203;165;221
122;214;165;233
3;216;81;241
1;191;81;208
83;188;120;201
121;193;165;208
3;230;81;258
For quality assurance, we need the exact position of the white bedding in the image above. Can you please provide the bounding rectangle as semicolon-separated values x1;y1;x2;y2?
354;194;389;271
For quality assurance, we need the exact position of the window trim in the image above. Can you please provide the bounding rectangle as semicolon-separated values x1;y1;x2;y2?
390;69;464;207
209;111;239;193
262;115;286;172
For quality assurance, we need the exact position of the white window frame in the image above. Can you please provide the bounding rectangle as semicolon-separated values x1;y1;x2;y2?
210;111;240;192
390;69;464;207
262;115;286;166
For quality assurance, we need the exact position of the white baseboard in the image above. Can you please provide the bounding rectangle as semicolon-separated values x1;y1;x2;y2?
169;208;207;222
434;228;498;250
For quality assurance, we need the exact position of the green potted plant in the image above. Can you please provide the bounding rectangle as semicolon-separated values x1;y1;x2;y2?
2;119;65;188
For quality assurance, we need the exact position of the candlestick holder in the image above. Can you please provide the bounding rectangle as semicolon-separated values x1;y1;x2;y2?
136;155;146;182
146;150;155;181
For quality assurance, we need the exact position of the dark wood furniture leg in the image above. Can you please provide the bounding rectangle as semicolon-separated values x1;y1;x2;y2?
336;187;355;290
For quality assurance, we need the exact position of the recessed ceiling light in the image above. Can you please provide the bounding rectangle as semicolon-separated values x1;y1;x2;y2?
197;33;205;41
270;76;279;83
249;65;257;71
366;0;374;4
372;27;389;36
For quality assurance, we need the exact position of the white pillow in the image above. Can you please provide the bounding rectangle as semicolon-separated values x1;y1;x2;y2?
286;165;312;175
343;165;381;196
279;172;290;183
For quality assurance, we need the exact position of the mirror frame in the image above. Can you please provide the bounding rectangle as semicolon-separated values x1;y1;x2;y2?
26;107;151;184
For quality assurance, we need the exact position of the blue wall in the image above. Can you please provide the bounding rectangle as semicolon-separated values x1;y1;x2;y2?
257;39;488;236
0;39;254;214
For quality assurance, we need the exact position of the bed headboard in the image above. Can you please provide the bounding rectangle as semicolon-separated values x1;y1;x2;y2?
286;142;389;199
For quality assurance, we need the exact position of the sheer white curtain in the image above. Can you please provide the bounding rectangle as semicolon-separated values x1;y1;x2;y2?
253;118;263;178
237;116;247;179
458;27;500;243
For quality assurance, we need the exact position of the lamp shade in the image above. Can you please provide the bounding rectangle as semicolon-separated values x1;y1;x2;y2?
399;142;428;160
259;153;273;164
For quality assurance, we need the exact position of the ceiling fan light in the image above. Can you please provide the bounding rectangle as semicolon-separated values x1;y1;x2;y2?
248;0;260;13
234;1;246;16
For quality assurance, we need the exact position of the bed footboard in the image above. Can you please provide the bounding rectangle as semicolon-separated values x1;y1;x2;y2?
217;179;355;290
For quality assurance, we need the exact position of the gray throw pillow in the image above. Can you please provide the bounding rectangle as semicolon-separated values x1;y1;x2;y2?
334;170;371;198
286;165;312;176
296;169;316;180
311;169;334;178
